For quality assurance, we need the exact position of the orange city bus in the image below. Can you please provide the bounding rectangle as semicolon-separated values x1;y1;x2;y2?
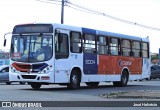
4;23;150;89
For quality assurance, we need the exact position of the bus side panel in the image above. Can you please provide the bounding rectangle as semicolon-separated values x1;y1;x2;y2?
108;56;142;75
98;55;113;74
97;55;139;75
129;58;142;75
117;57;142;75
110;56;122;75
83;53;97;74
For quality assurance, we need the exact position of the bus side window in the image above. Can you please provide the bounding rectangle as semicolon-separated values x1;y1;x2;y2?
83;34;96;54
132;41;141;57
110;37;119;55
55;33;69;59
97;36;108;55
142;42;149;58
121;39;131;56
70;32;82;53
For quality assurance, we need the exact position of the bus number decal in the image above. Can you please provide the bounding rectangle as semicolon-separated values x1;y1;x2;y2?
85;60;96;65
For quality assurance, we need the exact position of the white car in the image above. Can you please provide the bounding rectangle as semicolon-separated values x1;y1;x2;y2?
0;65;25;85
0;65;10;84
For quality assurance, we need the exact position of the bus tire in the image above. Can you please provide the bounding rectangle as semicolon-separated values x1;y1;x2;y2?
30;83;42;90
67;70;80;90
113;70;128;87
86;82;99;87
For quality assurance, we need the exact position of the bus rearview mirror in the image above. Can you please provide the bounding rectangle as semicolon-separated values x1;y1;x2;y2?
3;39;6;47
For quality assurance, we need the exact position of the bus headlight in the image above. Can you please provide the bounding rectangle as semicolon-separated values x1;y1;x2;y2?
40;66;52;74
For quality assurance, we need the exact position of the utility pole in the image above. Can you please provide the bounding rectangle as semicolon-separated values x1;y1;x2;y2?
61;0;64;24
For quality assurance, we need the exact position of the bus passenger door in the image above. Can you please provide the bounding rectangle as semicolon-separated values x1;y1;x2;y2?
54;29;70;83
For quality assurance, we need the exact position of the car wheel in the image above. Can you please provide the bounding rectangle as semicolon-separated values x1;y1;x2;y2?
6;82;11;85
19;82;26;85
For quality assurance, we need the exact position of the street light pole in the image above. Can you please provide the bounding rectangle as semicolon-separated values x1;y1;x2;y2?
61;0;64;24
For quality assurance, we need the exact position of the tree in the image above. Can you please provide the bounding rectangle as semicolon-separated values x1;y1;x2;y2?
151;54;159;61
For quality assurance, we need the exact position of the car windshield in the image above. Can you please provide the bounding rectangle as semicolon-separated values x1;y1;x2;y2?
10;35;53;62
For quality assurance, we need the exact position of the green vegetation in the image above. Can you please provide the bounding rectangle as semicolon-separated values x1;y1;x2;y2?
151;55;159;61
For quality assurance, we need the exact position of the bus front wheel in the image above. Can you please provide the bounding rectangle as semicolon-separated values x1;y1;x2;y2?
30;83;42;90
67;70;81;90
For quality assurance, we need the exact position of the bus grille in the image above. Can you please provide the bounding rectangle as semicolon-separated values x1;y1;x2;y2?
12;62;48;73
21;75;37;79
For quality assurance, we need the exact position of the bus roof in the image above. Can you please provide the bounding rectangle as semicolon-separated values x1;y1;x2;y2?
97;30;143;41
53;23;146;41
13;23;148;41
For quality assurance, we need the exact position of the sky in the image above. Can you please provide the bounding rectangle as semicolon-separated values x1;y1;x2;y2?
0;0;160;53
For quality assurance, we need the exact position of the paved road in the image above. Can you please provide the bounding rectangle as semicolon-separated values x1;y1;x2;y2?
0;79;160;101
0;79;160;109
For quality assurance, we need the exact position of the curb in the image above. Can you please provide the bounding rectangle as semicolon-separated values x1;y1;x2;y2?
99;90;160;99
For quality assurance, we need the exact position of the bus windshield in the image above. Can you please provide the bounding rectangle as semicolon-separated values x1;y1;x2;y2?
10;35;53;62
